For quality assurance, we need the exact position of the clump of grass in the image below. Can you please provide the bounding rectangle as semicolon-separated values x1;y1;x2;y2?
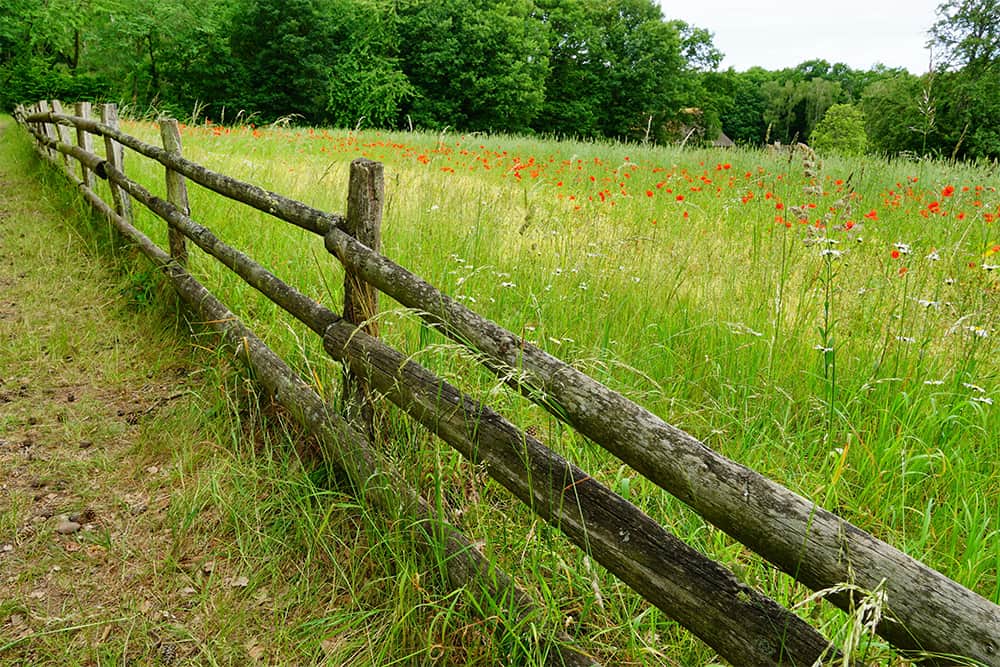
17;112;1000;663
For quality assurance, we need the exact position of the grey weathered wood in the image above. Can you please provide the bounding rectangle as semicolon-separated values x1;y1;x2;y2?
21;123;109;181
49;101;73;171
321;319;839;666
25;110;339;236
25;111;1000;662
158;119;189;266
42;142;598;667
99;104;133;224
322;222;1000;663
341;158;383;436
74;102;95;189
36;101;59;162
70;145;828;663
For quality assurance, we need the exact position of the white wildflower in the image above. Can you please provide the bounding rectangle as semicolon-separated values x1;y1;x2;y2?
926;250;940;261
965;325;990;338
971;396;993;405
893;242;912;255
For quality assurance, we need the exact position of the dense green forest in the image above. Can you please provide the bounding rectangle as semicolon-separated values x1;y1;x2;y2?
2;0;998;158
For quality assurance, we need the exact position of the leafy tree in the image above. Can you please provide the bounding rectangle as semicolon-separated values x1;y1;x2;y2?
929;0;1000;73
0;0;110;109
702;68;768;145
228;0;340;122
321;0;413;128
860;72;932;155
762;77;842;144
669;19;722;72
397;0;548;133
926;0;1000;159
594;0;691;140
809;103;867;154
532;0;607;138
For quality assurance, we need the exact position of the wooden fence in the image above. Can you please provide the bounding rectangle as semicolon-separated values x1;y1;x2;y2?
15;101;1000;667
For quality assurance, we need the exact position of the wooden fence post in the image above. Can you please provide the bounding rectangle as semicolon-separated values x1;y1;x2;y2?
37;101;58;162
341;158;384;438
75;102;95;189
100;104;133;225
49;100;73;172
158;118;189;266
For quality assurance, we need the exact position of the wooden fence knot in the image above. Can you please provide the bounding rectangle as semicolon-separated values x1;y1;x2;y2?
93;160;110;180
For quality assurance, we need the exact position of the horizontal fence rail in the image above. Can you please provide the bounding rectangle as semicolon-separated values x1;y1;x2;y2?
16;101;1000;666
16;103;599;667
17;103;834;666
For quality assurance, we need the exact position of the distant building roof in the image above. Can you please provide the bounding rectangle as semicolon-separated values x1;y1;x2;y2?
713;132;734;147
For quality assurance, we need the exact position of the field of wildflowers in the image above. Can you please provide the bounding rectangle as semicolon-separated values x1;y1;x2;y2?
113;119;999;663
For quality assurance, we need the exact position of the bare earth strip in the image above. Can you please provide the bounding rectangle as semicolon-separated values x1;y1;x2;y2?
0;119;349;666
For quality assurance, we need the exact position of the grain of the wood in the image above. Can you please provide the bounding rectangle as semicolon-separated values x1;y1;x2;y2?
74;102;94;189
158;119;189;266
25;110;339;236
99;104;132;224
20;127;599;667
49;101;73;171
36;102;59;162
322;226;1000;665
23;111;1000;664
321;318;839;666
341;158;383;437
55;138;831;663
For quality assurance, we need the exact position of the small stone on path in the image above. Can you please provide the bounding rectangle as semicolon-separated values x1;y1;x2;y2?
55;519;81;535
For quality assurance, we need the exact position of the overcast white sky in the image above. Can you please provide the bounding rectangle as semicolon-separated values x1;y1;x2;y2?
657;0;942;73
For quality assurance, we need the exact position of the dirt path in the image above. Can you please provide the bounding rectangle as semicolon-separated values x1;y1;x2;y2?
0;118;239;665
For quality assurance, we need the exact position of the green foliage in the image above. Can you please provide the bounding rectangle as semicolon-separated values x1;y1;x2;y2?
532;0;607;138
225;0;412;127
228;0;338;122
860;72;931;155
532;0;707;142
596;0;690;141
809;103;867;155
929;0;1000;73
701;69;768;145
323;1;413;128
4;0;999;157
396;0;548;133
762;77;843;144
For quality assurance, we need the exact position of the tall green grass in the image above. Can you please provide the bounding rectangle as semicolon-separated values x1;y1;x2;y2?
93;118;1000;662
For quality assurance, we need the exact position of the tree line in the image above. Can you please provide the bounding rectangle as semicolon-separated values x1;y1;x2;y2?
2;0;997;159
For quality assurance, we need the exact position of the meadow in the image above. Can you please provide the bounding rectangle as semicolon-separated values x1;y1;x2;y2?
85;118;1000;664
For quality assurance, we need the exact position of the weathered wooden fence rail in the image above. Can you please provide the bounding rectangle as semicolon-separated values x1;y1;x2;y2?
15;101;1000;666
